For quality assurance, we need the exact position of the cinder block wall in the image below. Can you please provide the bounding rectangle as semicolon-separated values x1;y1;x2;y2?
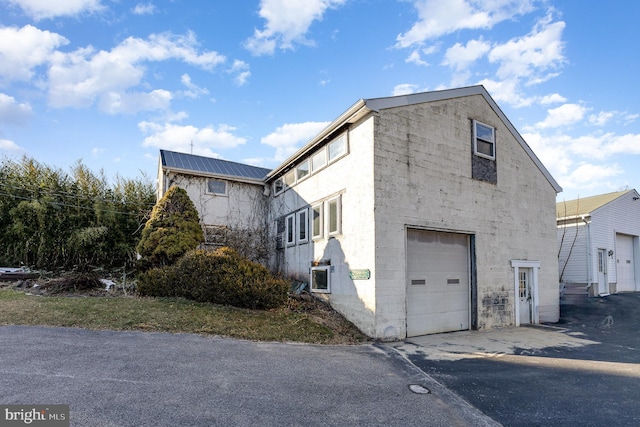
372;94;559;338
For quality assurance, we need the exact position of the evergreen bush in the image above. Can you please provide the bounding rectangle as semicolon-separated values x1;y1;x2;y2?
136;247;289;310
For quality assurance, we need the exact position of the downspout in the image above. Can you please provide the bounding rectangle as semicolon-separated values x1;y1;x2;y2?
582;216;592;293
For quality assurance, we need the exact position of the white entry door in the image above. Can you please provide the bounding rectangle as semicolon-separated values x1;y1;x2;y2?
597;249;609;295
616;234;636;292
518;268;532;324
406;229;470;337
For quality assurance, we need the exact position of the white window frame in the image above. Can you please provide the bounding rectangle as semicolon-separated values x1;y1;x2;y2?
311;265;331;293
285;214;295;246
273;178;284;195
327;196;341;236
328;133;348;163
297;209;308;244
311;203;323;240
473;120;496;160
283;170;296;188
207;179;227;196
296;159;310;182
311;149;327;172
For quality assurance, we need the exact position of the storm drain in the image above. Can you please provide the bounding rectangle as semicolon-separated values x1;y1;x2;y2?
408;384;431;394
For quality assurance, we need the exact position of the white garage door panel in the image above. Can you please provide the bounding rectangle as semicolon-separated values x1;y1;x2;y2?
616;234;636;292
407;229;470;337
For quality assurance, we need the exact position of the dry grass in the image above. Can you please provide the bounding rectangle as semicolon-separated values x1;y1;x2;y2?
0;287;369;345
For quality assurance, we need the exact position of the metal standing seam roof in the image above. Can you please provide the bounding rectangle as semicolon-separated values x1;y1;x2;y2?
556;190;633;219
160;150;271;182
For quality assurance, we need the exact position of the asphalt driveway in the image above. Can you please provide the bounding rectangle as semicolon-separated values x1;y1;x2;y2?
391;293;640;427
0;325;496;427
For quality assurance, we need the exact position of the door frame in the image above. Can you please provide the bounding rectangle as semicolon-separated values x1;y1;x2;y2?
597;248;609;295
510;260;540;327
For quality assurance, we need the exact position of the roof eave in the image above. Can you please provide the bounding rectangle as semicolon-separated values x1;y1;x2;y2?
266;99;369;180
161;165;266;186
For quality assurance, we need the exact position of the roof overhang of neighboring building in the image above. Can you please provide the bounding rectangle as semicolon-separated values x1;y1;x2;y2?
556;189;639;222
266;85;563;193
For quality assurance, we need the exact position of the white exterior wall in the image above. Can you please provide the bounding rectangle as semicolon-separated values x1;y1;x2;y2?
557;223;589;285
589;192;640;292
269;117;378;336
371;95;560;338
159;170;267;230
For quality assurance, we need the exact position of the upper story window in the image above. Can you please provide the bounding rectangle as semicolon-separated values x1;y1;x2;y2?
285;214;295;246
296;159;310;181
207;179;227;195
311;149;327;172
297;209;308;243
283;170;296;187
311;204;323;240
327;195;341;236
328;134;347;162
473;120;495;160
273;178;284;195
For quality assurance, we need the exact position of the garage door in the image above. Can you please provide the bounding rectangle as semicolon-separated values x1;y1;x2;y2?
406;229;470;336
616;234;636;292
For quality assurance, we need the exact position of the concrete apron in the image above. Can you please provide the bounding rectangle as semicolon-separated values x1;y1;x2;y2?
391;325;600;362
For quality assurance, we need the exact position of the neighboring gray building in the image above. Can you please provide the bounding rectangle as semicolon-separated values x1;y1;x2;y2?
157;85;562;340
558;189;640;299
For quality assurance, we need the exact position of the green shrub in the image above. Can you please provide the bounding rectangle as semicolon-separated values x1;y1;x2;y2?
136;247;289;310
136;186;204;271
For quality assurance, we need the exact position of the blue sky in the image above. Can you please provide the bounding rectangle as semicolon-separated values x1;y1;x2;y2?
0;0;639;202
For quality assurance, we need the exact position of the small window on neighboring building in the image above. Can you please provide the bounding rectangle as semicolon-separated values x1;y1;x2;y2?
328;196;341;236
311;149;327;172
311;204;323;239
273;178;284;195
296;159;310;181
207;179;227;195
297;209;308;243
328;134;347;163
285;214;295;246
311;266;330;293
473;120;495;160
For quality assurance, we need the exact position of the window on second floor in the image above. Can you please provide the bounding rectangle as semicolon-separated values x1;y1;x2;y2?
473;120;495;160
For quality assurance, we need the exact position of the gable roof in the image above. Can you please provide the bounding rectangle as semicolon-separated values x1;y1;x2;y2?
266;85;562;193
160;150;271;184
556;190;635;219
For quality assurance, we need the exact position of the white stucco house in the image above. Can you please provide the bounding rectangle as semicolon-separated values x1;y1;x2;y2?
156;85;562;340
557;189;640;299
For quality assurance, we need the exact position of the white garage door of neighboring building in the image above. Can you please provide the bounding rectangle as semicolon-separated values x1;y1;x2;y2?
406;229;470;337
616;233;636;292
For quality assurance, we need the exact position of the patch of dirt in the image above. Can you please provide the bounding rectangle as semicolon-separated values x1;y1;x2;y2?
287;293;370;344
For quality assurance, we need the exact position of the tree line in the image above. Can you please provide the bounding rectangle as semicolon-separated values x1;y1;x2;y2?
0;156;156;272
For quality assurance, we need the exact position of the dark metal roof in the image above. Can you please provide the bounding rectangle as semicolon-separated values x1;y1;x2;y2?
160;150;271;182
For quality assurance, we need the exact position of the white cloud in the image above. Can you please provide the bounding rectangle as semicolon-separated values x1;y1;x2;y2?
132;3;156;15
0;25;68;82
539;93;566;105
0;138;22;152
0;93;32;124
392;84;419;96
561;163;623;192
261;121;330;161
139;121;247;157
478;78;534;107
99;89;172;115
180;74;209;99
442;38;491;71
7;0;105;20
244;0;346;56
228;60;251;86
488;16;565;84
396;0;535;48
48;32;225;112
522;131;574;177
588;111;616;127
535;103;587;129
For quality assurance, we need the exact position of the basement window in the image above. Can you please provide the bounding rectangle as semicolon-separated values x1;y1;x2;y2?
473;120;495;160
311;266;331;293
207;179;227;195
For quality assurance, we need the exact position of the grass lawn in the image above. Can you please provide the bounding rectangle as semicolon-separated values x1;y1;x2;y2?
0;289;368;344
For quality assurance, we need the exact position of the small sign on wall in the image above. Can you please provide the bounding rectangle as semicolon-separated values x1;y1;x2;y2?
349;269;371;280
